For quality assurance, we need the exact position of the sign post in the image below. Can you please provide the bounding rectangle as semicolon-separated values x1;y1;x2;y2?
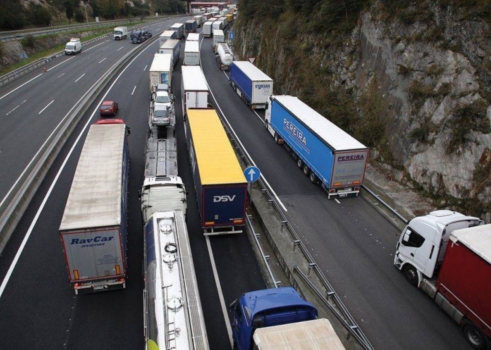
244;166;261;194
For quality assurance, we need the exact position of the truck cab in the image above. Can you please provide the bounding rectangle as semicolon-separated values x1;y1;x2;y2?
394;210;482;286
230;287;318;350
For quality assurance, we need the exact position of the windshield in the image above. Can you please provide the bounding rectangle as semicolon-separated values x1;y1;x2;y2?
154;109;168;117
114;31;122;35
66;44;75;49
101;106;112;110
155;95;170;103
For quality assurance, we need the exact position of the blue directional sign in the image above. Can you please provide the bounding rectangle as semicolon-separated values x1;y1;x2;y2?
244;166;261;183
229;31;235;40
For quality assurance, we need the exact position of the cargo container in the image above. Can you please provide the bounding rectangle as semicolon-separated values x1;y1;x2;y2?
265;95;369;198
149;53;173;93
216;43;233;70
184;109;247;234
394;211;491;350
212;29;224;50
170;23;185;40
186;33;200;42
113;26;128;40
159;30;177;47
144;210;209;349
203;21;213;37
229;61;273;109
185;19;197;34
181;66;209;113
183;40;200;66
158;39;180;67
193;15;205;27
59;119;130;294
212;20;223;31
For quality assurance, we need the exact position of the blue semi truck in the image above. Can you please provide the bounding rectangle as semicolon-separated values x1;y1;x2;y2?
265;95;369;198
230;287;346;350
229;61;273;109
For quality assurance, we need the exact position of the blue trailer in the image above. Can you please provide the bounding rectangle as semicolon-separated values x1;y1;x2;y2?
265;95;369;198
229;61;273;109
184;109;248;235
230;287;319;350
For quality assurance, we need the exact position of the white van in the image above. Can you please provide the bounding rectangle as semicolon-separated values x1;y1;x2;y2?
114;26;128;40
65;38;82;55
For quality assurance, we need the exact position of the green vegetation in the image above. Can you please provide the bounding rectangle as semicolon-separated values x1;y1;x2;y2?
21;35;36;49
446;100;491;154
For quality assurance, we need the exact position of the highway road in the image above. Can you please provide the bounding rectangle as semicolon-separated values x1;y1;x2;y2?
198;34;473;350
0;17;476;350
0;18;267;350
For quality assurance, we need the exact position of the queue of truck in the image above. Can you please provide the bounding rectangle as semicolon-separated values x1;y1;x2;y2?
56;14;491;350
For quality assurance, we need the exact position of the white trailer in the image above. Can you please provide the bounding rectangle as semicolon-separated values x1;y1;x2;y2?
187;33;200;42
252;319;346;350
212;20;223;31
158;39;180;67
143;210;209;349
170;22;185;39
181;66;209;114
149;53;173;93
216;43;233;70
183;40;200;66
159;30;177;47
213;29;224;49
203;21;213;37
59;120;130;294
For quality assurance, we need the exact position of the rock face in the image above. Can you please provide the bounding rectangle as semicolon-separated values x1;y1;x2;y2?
236;2;491;217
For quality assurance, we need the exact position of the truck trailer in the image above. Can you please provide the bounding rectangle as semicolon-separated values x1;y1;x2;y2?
149;53;173;93
185;19;198;34
184;109;247;235
170;23;184;40
394;210;490;350
159;30;177;47
144;210;209;350
183;40;200;66
158;39;180;67
265;95;369;198
253;319;346;350
203;21;213;37
140;126;187;224
113;26;128;40
59;119;130;294
215;43;233;70
229;61;273;109
181;66;209;114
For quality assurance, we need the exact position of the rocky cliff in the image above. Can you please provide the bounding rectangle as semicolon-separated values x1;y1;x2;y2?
235;0;491;219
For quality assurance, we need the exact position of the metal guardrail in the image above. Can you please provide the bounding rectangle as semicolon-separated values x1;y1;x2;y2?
0;34;158;254
362;185;409;224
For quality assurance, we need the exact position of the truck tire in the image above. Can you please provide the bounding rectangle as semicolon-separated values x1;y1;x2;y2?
310;172;317;183
303;165;310;176
297;159;303;169
462;322;489;350
403;264;418;286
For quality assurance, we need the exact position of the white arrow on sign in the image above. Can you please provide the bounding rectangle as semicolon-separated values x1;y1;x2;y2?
247;168;256;181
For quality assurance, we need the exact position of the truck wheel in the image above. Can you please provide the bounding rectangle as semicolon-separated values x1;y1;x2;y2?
297;159;303;169
310;172;317;183
462;322;489;350
403;264;418;286
274;133;279;143
303;165;310;176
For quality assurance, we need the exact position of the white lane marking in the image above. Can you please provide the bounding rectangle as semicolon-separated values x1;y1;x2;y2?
335;198;341;204
74;73;85;83
205;236;233;347
0;41;157;299
46;56;75;72
38;100;54;114
143;64;148;71
99;58;107;64
58;73;65;78
118;47;123;51
131;86;136;95
6;105;20;116
206;71;289;212
0;74;42;101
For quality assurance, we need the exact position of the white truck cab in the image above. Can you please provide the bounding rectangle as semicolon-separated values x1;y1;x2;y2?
65;38;82;55
114;26;128;40
394;210;482;286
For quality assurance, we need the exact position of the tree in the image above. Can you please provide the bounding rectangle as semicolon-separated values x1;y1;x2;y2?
28;3;52;26
65;0;74;24
0;0;25;29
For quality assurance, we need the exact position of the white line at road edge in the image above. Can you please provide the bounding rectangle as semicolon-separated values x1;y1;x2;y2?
0;43;154;298
205;236;234;347
0;74;43;101
204;68;288;212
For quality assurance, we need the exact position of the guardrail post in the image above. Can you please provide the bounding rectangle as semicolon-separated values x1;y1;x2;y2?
280;220;287;232
308;263;316;276
293;240;300;251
